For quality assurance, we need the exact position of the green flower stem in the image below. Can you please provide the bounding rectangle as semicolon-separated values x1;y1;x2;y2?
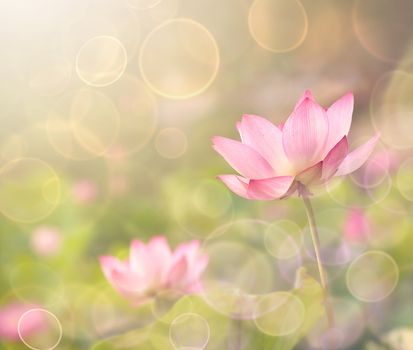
301;194;336;333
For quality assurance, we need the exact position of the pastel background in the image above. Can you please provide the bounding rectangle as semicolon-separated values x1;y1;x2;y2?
0;0;413;349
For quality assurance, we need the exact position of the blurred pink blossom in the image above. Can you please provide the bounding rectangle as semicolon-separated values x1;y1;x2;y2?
106;144;127;162
213;90;379;199
109;175;130;197
99;236;208;306
31;226;62;257
0;303;46;341
344;208;370;242
72;180;98;204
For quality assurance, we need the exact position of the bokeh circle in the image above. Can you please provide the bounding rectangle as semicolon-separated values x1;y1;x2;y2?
254;292;305;336
76;35;127;87
346;250;399;302
169;313;210;350
353;0;413;63
155;128;188;159
18;308;63;350
139;19;220;99
264;220;303;260
47;89;120;160
0;158;61;223
248;0;308;53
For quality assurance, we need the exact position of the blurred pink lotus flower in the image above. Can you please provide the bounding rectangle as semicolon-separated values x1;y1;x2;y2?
213;90;379;199
72;180;98;204
99;236;208;306
31;226;62;257
0;303;46;341
344;208;370;243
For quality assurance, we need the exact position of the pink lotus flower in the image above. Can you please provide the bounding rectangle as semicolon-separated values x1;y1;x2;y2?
213;90;379;199
99;236;208;306
0;303;46;341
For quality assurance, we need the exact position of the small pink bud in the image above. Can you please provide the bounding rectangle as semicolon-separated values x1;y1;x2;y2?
72;180;98;204
344;208;370;243
31;227;62;257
